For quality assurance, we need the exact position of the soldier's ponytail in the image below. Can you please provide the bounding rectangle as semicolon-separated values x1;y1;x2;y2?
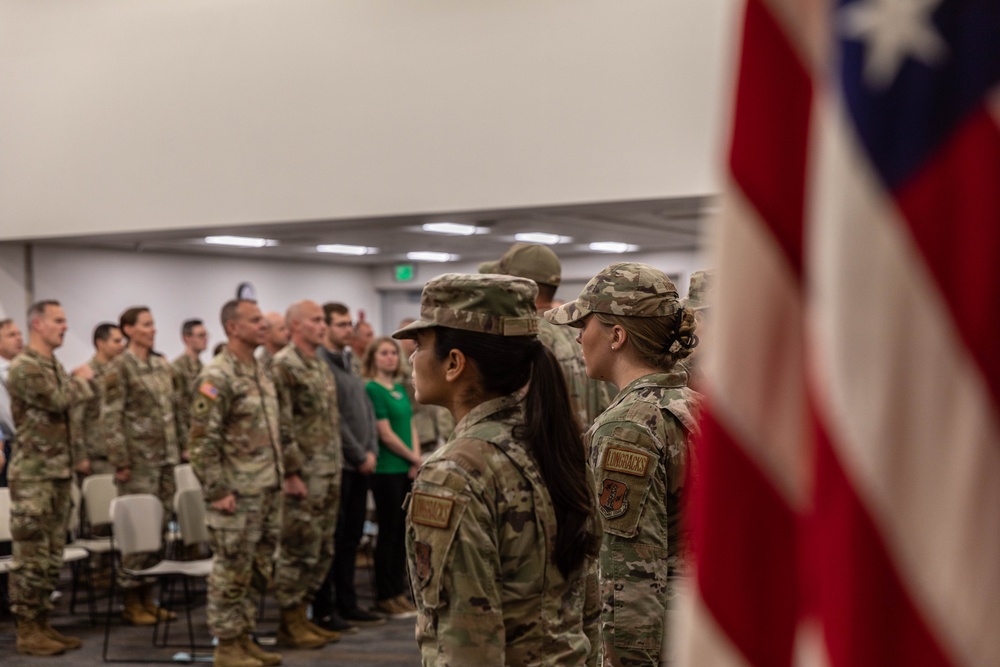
433;328;599;578
520;341;600;578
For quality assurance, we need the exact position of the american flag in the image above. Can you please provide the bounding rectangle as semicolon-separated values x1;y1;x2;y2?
680;1;1000;665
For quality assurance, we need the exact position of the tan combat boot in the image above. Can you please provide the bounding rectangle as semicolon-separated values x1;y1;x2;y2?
240;634;282;666
122;588;159;625
276;606;326;649
142;584;177;621
300;604;341;643
213;637;264;667
39;614;83;650
15;618;66;656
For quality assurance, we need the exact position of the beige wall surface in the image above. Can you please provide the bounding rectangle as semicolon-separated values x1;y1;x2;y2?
0;0;737;241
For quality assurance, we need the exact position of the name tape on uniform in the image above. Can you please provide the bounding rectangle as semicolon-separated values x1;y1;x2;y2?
602;446;649;477
410;492;454;528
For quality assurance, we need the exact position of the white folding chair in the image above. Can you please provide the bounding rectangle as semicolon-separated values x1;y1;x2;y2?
103;494;212;663
173;487;209;554
65;482;108;623
172;464;201;494
80;473;117;538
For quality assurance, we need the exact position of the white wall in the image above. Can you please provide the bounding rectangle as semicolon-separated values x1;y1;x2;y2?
2;241;706;367
0;0;738;240
0;244;28;323
18;245;380;367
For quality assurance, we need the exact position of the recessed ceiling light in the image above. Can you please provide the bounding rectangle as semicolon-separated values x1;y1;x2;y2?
514;232;566;245
205;235;277;248
422;222;479;236
316;244;371;256
589;242;637;253
407;251;454;262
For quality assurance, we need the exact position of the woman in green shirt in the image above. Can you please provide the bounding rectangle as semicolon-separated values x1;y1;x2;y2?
364;336;422;618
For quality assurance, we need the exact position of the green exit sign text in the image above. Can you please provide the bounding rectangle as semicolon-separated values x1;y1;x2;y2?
394;263;415;282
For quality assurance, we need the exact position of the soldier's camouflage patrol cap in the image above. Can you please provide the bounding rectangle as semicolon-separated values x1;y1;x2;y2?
477;242;562;286
544;262;681;326
684;269;715;311
392;273;539;340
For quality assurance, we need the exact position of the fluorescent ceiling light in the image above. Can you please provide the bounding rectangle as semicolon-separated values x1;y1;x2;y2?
407;251;454;262
422;222;479;236
316;244;371;256
514;232;565;245
589;242;637;253
204;235;276;248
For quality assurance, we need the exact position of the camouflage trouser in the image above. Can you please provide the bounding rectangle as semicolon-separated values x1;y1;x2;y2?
9;478;72;621
117;463;176;589
600;540;670;667
273;472;340;608
206;490;279;641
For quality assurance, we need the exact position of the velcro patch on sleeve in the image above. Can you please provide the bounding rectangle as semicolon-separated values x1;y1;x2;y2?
410;492;455;528
199;382;220;400
602;446;650;477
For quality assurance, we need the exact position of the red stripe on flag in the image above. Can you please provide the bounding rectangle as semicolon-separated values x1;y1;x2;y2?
807;423;954;667
690;408;799;667
729;0;813;276
894;108;1000;410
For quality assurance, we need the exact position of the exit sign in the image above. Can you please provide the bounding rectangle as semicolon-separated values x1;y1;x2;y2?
394;263;415;282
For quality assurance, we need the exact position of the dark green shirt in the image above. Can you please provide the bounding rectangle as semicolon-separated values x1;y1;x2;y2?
365;380;412;474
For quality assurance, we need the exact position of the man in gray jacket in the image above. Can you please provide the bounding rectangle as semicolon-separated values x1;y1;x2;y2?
313;302;385;630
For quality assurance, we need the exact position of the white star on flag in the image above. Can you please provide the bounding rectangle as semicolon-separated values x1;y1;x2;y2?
840;0;948;89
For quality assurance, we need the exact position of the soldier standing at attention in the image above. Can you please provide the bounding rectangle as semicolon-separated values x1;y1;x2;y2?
546;263;702;667
71;322;125;481
172;318;209;459
257;311;289;372
103;306;181;626
189;299;282;667
8;300;94;655
271;301;343;648
395;274;601;666
480;242;614;432
0;317;25;485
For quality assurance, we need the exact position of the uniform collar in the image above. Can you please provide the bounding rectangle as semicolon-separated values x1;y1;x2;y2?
453;393;522;434
608;369;688;409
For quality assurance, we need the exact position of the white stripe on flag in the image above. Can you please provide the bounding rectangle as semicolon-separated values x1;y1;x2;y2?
807;91;1000;667
707;185;811;509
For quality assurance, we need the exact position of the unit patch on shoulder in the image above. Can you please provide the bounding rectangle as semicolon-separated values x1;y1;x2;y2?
414;541;433;583
602;446;650;477
599;478;630;520
199;382;220;399
410;492;454;529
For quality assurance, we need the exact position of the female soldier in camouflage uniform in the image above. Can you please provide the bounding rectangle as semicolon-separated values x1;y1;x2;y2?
546;262;701;667
394;273;602;666
103;306;180;625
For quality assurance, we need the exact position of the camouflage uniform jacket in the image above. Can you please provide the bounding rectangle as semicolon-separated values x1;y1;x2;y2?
586;370;701;666
406;394;599;666
7;348;94;482
271;342;342;478
103;349;180;471
70;356;111;464
171;353;202;451
255;347;275;374
537;318;613;431
189;348;281;502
